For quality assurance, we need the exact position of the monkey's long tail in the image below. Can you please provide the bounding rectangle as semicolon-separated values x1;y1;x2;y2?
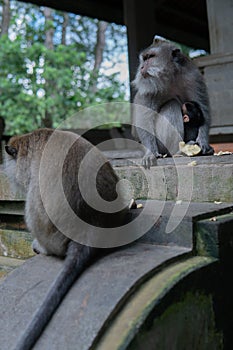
14;242;98;350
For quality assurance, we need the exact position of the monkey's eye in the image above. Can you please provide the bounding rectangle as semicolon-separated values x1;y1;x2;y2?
143;53;155;61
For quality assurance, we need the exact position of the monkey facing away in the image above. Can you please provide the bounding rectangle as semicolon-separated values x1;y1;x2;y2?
5;128;130;350
132;37;214;168
181;101;205;143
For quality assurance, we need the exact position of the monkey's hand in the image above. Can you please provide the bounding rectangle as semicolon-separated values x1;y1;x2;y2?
142;150;161;169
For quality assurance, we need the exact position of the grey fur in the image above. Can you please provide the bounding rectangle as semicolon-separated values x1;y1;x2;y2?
5;128;128;350
132;38;214;168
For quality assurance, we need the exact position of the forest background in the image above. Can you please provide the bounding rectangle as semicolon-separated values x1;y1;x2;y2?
0;0;204;135
0;0;130;135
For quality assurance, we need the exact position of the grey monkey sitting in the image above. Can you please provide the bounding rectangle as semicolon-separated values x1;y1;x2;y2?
5;128;129;350
132;37;214;168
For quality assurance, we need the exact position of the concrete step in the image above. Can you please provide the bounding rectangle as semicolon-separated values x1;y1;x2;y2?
0;202;232;349
0;199;232;261
0;200;25;216
0;197;230;258
1;154;233;203
114;154;233;202
135;200;233;248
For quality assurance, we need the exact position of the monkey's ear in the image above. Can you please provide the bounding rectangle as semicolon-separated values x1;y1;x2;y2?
172;48;186;65
5;145;17;158
153;37;160;45
153;36;168;45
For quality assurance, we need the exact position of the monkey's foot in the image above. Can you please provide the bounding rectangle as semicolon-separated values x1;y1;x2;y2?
199;143;214;156
32;239;49;255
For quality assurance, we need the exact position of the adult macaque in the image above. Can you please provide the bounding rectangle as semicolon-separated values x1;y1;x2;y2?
5;128;130;350
132;37;214;168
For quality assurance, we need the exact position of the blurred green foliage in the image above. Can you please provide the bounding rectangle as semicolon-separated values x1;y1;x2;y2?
0;1;129;135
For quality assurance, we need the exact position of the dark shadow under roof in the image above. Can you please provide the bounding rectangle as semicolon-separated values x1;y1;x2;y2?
17;0;210;51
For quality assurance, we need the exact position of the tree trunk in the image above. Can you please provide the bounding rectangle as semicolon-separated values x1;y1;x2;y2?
1;0;11;37
43;7;54;128
61;12;69;45
91;20;108;93
42;110;53;128
44;7;54;50
93;21;108;72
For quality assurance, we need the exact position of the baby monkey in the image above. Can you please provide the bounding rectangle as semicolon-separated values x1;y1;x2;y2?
181;101;205;144
5;128;130;350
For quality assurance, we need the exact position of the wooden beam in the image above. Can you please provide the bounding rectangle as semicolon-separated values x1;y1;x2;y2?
17;0;124;24
156;22;209;51
123;0;157;98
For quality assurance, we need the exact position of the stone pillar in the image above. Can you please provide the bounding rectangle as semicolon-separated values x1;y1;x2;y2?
123;0;156;98
207;0;233;54
194;0;233;141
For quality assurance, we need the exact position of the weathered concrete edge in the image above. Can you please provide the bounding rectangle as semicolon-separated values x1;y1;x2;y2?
94;256;216;350
194;212;233;259
115;163;233;202
1;155;233;202
0;256;25;267
0;256;25;281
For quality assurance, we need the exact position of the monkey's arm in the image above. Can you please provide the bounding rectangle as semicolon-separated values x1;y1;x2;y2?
190;80;214;155
137;127;161;169
132;98;184;168
132;100;161;169
157;99;184;156
196;123;214;155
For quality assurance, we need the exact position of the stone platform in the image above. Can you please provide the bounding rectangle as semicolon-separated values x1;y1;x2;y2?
0;203;233;349
0;153;232;349
111;153;233;202
0;243;190;350
0;153;232;202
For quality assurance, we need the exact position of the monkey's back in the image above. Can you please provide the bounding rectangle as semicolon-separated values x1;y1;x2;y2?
6;128;128;255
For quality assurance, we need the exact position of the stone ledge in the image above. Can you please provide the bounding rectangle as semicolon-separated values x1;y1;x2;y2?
115;155;233;202
0;155;232;202
95;256;217;350
0;243;189;350
0;203;232;349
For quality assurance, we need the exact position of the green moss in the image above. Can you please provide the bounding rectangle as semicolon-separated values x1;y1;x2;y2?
0;229;34;259
195;213;233;258
129;292;223;350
